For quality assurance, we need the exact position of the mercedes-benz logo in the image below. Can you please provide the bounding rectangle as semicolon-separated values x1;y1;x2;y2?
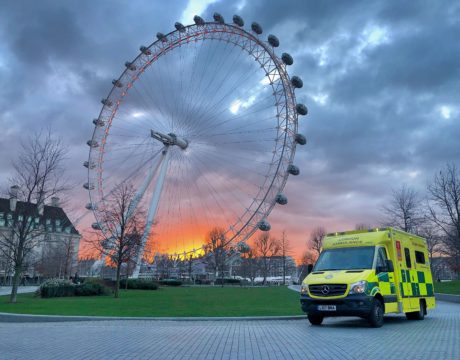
321;285;330;295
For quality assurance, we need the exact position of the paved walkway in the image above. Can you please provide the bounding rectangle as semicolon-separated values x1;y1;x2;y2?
0;286;38;296
0;301;458;359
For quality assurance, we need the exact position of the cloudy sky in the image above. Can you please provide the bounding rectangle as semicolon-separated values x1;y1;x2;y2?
1;0;459;260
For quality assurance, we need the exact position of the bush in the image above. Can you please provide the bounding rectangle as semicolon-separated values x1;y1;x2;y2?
214;278;242;285
159;279;182;286
37;278;75;298
37;278;111;298
120;279;159;290
74;282;110;296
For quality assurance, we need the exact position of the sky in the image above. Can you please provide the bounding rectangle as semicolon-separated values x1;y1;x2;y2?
0;0;459;262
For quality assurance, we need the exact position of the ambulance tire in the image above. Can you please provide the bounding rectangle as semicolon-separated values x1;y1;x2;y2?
368;298;384;328
308;314;324;326
406;301;425;321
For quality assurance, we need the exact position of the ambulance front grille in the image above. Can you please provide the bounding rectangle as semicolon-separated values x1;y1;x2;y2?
308;284;347;297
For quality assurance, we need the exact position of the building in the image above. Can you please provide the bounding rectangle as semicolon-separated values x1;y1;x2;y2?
0;188;81;284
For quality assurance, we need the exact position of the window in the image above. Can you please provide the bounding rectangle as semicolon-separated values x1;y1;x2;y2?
376;247;388;268
404;248;412;268
46;219;51;225
55;219;61;226
415;251;426;264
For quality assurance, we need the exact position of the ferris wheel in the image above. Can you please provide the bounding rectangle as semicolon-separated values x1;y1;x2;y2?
84;13;307;277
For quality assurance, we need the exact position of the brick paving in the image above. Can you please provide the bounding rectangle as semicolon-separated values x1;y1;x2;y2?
0;301;458;359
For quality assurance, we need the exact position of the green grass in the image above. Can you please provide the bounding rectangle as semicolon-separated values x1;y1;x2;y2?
0;286;303;317
434;280;460;295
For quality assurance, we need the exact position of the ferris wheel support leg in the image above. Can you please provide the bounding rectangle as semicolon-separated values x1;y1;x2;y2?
126;149;165;220
132;147;171;278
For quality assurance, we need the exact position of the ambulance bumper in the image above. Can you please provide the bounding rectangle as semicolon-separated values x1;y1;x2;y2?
300;294;373;317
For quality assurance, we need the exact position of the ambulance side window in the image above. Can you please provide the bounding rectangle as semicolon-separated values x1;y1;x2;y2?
404;248;412;268
415;251;425;264
376;247;388;268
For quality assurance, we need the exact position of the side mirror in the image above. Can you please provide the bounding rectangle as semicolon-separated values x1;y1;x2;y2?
307;264;313;274
385;259;394;273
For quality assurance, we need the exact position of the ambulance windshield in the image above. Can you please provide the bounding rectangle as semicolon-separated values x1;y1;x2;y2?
314;246;375;271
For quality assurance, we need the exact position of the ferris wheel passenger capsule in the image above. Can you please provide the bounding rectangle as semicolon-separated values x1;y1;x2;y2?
288;164;300;176
140;46;152;55
87;140;99;148
295;134;307;145
291;76;303;89
85;203;97;210
276;193;288;205
93;118;105;127
124;61;137;71
91;223;102;230
233;15;244;27
296;103;308;116
83;161;96;169
101;99;113;107
268;34;279;47
251;22;263;35
281;53;294;65
156;33;167;42
175;22;186;32
213;13;225;24
258;219;271;231
193;15;205;26
112;79;123;88
83;182;94;190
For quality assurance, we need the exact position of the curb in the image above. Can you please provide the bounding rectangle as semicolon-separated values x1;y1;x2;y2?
435;293;460;304
0;312;307;323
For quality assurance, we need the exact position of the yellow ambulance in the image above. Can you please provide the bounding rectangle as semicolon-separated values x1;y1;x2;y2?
300;228;435;327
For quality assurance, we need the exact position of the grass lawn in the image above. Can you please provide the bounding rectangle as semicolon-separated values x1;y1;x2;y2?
0;286;303;317
434;280;460;295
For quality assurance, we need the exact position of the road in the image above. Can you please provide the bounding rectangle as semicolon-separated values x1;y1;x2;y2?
0;301;459;359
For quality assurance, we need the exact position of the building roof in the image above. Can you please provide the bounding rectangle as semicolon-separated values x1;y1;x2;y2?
0;197;79;235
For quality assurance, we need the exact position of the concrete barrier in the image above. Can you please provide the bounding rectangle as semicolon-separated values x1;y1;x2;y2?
435;293;460;303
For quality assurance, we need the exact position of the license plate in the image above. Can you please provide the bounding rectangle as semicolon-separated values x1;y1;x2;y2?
318;305;336;311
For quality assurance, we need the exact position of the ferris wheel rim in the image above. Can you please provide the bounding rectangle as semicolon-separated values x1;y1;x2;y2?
86;19;300;256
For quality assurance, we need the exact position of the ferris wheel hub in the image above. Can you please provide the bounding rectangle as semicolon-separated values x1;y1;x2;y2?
150;130;189;150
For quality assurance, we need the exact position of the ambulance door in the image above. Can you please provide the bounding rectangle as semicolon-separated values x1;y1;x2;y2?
402;245;419;309
376;246;397;312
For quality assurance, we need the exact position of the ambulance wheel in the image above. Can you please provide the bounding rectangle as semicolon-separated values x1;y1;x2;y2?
308;314;324;325
368;298;384;328
407;301;425;320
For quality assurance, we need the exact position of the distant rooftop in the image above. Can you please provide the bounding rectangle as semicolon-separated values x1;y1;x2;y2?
0;198;79;235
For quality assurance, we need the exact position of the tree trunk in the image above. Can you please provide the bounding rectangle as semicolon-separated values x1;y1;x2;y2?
115;263;121;298
10;267;22;303
282;255;286;285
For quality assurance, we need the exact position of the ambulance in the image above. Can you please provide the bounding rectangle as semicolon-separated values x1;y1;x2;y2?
300;228;435;327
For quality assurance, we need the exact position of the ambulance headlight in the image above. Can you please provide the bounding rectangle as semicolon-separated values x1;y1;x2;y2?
300;284;309;295
349;280;367;294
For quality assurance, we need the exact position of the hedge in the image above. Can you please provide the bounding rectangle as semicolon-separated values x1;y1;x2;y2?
120;279;159;290
159;279;182;286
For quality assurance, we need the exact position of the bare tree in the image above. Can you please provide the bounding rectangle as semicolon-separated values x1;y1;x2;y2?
0;130;68;303
279;230;291;285
355;223;373;230
382;184;421;233
309;226;326;258
298;250;315;283
253;232;280;285
203;227;229;286
427;163;460;277
92;183;144;298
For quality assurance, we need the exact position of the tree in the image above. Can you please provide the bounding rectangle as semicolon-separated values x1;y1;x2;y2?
427;163;460;277
253;232;280;285
93;183;144;298
382;184;421;233
309;226;326;258
0;130;68;303
298;250;315;283
279;230;291;285
203;227;229;286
